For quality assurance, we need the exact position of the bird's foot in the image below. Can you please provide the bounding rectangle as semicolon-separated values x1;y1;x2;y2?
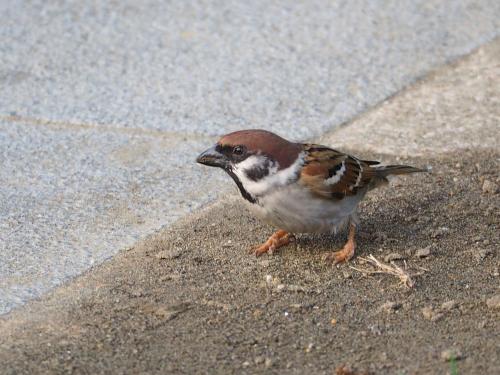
324;242;355;265
251;230;294;256
325;223;356;265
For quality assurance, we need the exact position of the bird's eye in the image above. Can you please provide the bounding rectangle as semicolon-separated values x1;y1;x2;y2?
233;146;244;155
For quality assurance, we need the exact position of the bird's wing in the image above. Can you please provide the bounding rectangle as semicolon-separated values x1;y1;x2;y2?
299;144;378;199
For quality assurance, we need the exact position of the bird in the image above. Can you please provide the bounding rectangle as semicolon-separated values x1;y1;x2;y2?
196;129;426;264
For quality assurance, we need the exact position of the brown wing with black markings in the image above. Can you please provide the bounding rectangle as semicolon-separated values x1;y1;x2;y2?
299;144;379;200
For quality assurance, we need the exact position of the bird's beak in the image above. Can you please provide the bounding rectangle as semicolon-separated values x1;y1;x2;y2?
196;145;228;168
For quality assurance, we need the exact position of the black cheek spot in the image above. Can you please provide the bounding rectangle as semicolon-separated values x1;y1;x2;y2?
244;159;271;181
245;166;269;181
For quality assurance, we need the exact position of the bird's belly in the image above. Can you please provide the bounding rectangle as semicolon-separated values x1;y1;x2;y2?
246;185;363;233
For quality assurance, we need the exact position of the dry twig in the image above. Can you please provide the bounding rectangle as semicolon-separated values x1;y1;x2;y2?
350;254;426;288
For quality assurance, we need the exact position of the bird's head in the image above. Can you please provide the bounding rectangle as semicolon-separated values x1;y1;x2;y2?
196;129;303;202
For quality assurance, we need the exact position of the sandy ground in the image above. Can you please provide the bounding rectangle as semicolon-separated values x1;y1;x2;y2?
0;148;498;375
6;0;500;316
1;36;499;375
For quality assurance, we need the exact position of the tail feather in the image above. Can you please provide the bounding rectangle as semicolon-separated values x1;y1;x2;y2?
374;164;428;177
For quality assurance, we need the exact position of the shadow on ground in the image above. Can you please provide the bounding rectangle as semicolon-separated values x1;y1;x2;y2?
0;149;498;375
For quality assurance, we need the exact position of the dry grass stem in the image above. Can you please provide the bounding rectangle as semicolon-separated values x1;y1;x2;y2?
350;254;426;288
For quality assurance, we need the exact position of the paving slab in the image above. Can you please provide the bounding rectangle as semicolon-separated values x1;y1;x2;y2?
1;0;500;138
0;121;226;314
0;39;498;374
320;40;500;156
1;1;500;314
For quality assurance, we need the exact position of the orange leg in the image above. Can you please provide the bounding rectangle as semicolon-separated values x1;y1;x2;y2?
325;223;356;265
251;230;294;257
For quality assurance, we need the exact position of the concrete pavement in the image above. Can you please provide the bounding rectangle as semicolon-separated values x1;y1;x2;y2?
1;0;500;314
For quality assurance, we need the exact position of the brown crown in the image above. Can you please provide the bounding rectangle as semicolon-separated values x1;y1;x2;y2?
218;129;302;170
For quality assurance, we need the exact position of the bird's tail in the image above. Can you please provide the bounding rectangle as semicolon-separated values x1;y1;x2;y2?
374;164;428;178
366;164;427;190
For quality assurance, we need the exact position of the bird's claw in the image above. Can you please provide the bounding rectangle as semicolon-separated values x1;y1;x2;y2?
324;249;353;265
250;230;294;257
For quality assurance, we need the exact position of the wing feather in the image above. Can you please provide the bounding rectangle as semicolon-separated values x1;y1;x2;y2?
299;144;377;200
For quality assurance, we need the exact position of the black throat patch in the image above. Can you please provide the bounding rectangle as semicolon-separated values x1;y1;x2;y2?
225;168;257;204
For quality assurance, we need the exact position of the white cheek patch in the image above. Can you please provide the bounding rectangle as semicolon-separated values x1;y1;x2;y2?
236;155;277;176
325;161;345;185
233;152;305;197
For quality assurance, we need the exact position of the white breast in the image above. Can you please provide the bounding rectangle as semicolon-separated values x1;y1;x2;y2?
245;183;365;234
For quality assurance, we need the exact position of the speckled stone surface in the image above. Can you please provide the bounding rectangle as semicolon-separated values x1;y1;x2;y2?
321;40;500;157
0;121;226;313
1;0;499;314
2;0;500;138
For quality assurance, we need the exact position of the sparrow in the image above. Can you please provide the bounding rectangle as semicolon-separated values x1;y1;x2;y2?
196;129;425;264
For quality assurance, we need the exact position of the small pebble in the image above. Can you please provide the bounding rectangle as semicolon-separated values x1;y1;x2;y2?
474;249;492;261
422;307;434;320
422;306;443;321
380;301;402;313
431;227;449;238
259;260;271;267
486;294;500;309
159;274;181;282
400;303;412;313
415;246;432;258
441;349;464;362
264;358;273;368
155;249;182;260
431;313;444;322
305;343;314;353
242;361;250;368
276;284;286;292
441;300;458;310
265;274;273;286
287;284;306;292
369;324;383;335
482;179;498;194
